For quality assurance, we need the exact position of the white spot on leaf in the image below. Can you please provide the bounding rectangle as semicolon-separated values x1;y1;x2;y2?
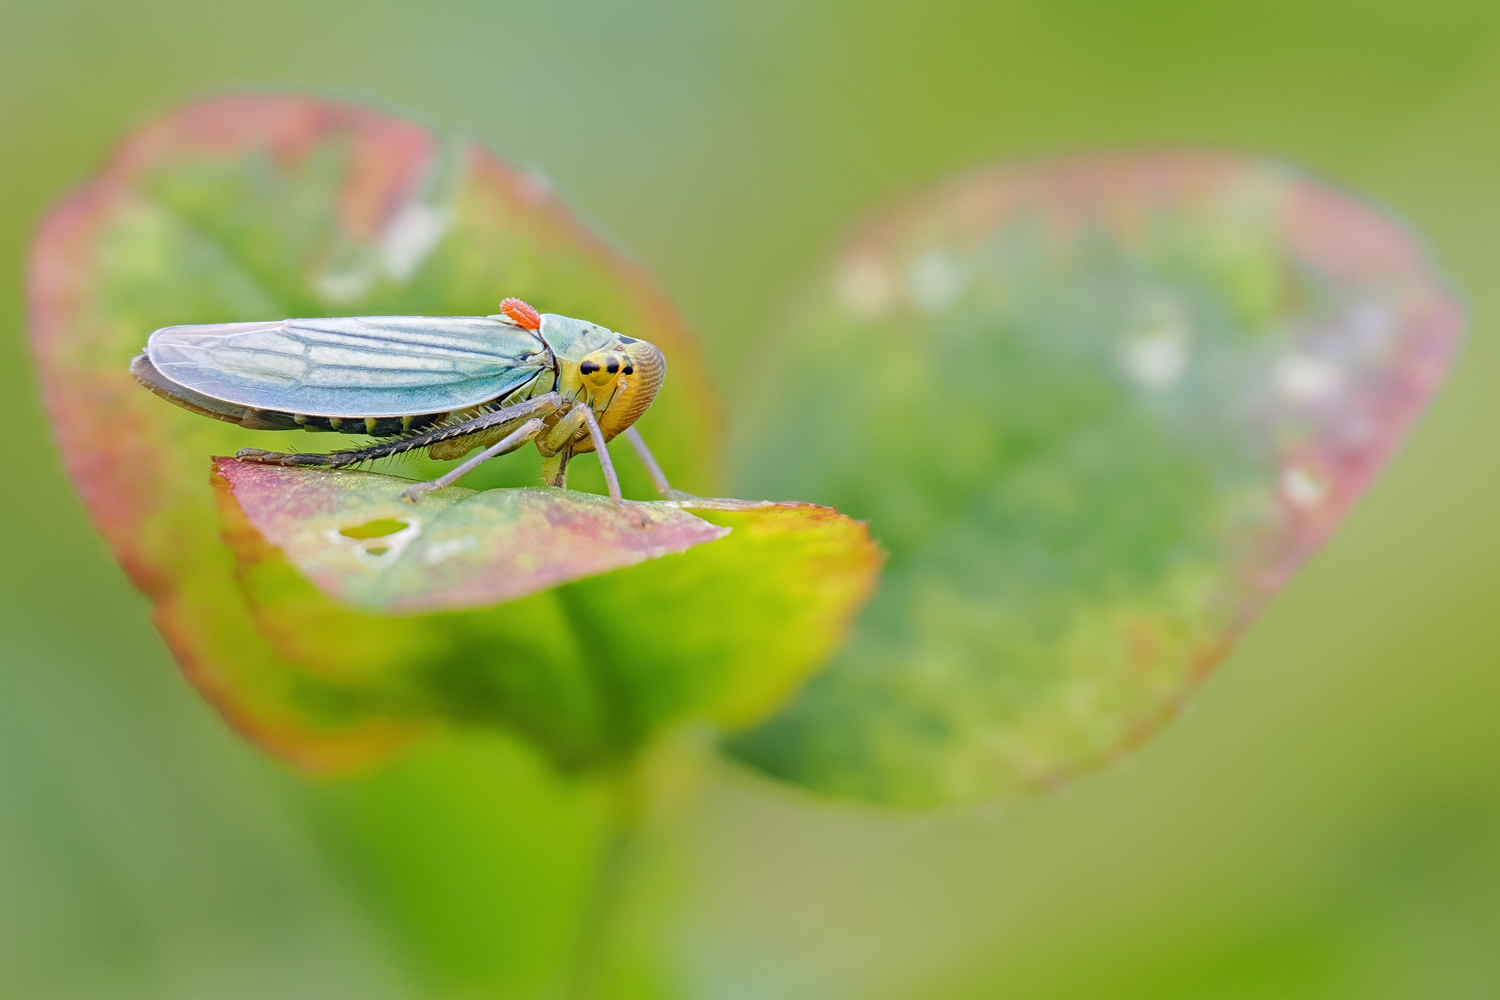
421;534;479;565
1121;302;1193;389
1280;465;1329;510
1274;353;1345;405
329;517;422;564
381;203;450;281
907;249;964;313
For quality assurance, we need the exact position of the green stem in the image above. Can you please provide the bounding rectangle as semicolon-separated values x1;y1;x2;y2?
565;771;641;1000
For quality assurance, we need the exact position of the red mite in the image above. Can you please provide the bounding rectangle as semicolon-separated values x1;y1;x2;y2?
499;297;542;330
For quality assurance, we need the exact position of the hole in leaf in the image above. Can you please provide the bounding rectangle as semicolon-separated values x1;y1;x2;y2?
338;518;410;540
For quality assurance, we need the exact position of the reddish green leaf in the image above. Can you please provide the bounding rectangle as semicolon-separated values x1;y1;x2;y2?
215;460;729;613
728;152;1463;805
29;94;724;770
214;461;881;767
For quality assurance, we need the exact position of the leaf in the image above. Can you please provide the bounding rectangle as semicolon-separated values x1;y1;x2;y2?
28;94;725;769
215;460;881;768
726;152;1464;806
215;459;729;614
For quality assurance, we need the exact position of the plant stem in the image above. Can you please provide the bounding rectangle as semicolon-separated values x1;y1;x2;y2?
564;771;641;1000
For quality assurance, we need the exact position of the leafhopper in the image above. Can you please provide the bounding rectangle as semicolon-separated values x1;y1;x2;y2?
131;298;676;501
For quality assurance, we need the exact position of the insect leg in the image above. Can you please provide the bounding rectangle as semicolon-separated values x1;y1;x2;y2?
535;407;620;500
621;426;693;498
401;418;545;502
540;406;591;453
578;407;621;502
236;393;562;468
542;450;571;489
534;407;590;490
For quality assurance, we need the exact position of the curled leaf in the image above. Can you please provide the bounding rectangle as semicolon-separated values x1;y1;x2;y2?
727;152;1463;806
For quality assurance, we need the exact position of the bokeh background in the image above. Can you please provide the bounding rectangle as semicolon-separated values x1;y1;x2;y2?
5;2;1500;998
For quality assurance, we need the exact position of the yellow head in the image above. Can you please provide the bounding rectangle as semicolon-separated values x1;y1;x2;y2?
577;337;667;443
532;310;667;454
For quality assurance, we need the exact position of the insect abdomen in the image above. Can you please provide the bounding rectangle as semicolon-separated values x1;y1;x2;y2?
294;414;444;437
131;354;447;437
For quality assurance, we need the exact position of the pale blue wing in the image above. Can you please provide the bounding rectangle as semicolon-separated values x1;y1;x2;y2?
146;315;550;417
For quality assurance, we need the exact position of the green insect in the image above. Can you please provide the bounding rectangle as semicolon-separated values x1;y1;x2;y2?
130;297;675;501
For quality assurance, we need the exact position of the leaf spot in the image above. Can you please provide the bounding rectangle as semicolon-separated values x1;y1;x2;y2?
1274;353;1345;405
381;203;450;280
1121;303;1193;389
420;534;479;566
338;518;411;539
331;516;422;563
907;249;964;313
1280;464;1330;510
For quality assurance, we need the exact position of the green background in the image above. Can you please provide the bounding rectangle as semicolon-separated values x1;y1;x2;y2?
4;1;1500;997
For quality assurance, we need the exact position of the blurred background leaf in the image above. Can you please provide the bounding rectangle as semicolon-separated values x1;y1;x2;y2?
728;152;1461;806
6;2;1500;999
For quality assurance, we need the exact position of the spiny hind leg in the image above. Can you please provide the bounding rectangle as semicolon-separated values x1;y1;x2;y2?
401;418;545;502
235;440;407;468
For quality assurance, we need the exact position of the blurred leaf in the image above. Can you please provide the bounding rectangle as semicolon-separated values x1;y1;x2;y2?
216;459;880;768
29;94;724;770
727;152;1463;806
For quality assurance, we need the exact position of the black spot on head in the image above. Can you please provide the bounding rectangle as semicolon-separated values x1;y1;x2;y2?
617;335;637;344
580;359;601;375
606;358;620;374
623;364;634;375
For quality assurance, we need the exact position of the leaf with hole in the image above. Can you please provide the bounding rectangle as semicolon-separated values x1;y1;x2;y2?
213;459;880;768
26;94;759;769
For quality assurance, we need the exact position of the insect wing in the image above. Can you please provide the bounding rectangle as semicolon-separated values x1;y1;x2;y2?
147;316;550;418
